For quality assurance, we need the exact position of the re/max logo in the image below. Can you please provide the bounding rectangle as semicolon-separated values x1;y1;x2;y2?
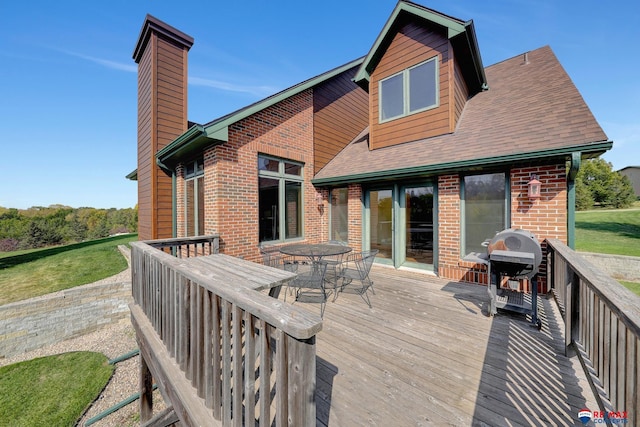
592;411;629;424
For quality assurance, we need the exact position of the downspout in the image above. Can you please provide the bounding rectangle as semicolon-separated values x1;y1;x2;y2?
567;152;581;249
172;170;177;238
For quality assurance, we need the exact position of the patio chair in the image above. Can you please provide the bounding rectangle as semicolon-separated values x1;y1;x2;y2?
336;249;379;308
289;260;330;318
323;240;348;296
260;246;283;268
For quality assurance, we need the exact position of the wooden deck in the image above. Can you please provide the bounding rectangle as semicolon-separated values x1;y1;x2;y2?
294;266;598;427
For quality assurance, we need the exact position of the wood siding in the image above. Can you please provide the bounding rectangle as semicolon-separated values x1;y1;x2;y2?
453;55;469;129
137;41;153;241
370;22;452;150
313;67;368;174
136;28;190;240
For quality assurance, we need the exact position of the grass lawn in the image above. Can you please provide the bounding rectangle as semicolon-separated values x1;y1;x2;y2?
0;234;137;305
0;351;113;426
575;207;640;257
575;205;640;296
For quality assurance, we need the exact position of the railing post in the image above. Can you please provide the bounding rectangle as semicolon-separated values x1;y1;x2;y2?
140;352;154;423
287;335;317;427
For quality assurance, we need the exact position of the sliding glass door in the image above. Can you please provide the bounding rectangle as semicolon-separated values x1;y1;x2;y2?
368;189;393;262
401;185;434;269
366;184;435;271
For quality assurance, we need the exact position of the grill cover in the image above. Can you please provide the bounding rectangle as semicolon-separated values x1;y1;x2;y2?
487;228;542;279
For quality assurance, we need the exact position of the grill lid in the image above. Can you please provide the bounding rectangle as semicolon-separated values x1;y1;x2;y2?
487;228;542;279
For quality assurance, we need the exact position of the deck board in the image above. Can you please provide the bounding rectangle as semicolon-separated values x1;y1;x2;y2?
286;266;598;426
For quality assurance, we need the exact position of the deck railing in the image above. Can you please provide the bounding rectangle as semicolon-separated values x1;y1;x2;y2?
546;238;640;422
144;234;220;257
130;238;322;427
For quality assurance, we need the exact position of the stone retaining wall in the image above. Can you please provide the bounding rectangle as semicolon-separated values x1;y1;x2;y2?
0;280;132;359
579;252;640;282
0;245;133;359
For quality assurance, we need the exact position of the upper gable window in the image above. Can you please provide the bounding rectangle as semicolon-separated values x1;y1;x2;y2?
379;57;439;123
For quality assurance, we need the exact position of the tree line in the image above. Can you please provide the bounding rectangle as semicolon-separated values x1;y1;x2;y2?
0;205;138;252
575;159;636;210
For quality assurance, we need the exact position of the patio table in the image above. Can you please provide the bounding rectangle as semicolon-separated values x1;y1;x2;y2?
279;243;352;262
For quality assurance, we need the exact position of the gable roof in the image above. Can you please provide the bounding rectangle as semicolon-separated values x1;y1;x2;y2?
353;0;487;95
313;46;611;185
156;57;364;168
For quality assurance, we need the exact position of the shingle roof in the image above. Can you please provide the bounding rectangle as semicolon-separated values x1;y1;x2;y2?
313;46;610;184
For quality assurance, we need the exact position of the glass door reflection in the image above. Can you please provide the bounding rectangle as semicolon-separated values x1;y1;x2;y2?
404;186;434;267
369;189;393;260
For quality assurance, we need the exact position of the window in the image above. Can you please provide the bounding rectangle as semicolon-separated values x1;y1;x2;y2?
185;159;204;236
462;173;508;255
379;57;438;122
330;188;348;242
258;155;303;242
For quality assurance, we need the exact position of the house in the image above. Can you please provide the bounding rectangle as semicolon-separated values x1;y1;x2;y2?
619;166;640;198
130;1;611;291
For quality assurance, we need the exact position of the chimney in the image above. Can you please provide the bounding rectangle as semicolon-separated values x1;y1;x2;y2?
133;15;194;240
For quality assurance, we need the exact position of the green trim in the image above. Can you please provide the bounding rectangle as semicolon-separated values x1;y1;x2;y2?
353;1;485;91
567;152;581;249
158;57;364;166
568;152;581;181
312;141;613;186
126;169;138;180
156;124;223;168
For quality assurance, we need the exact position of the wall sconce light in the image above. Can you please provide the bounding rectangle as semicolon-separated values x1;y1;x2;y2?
527;174;541;200
315;193;324;207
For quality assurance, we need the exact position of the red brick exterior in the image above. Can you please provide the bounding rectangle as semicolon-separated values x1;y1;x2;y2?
176;90;325;263
347;184;363;252
437;164;567;292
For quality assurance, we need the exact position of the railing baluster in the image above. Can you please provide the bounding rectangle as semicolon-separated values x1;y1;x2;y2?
259;320;271;427
244;311;256;426
203;289;213;408
232;305;243;427
211;294;222;421
222;300;232;426
275;329;287;427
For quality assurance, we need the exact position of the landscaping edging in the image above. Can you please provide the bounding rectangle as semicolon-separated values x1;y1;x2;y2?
579;252;640;282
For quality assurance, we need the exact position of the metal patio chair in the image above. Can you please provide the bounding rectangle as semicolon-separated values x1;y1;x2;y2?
260;246;283;268
336;249;379;308
289;260;330;318
323;240;348;296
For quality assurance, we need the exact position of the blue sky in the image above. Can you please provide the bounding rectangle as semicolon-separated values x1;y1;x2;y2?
1;0;638;209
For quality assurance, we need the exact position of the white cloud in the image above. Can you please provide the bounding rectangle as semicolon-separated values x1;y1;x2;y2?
189;76;278;97
54;48;137;73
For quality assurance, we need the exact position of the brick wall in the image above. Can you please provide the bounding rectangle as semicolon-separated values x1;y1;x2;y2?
348;184;363;252
437;164;567;292
437;174;465;279
510;164;567;291
177;90;321;262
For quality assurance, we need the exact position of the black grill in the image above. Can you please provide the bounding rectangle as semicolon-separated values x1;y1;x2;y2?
486;228;542;329
487;228;542;279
